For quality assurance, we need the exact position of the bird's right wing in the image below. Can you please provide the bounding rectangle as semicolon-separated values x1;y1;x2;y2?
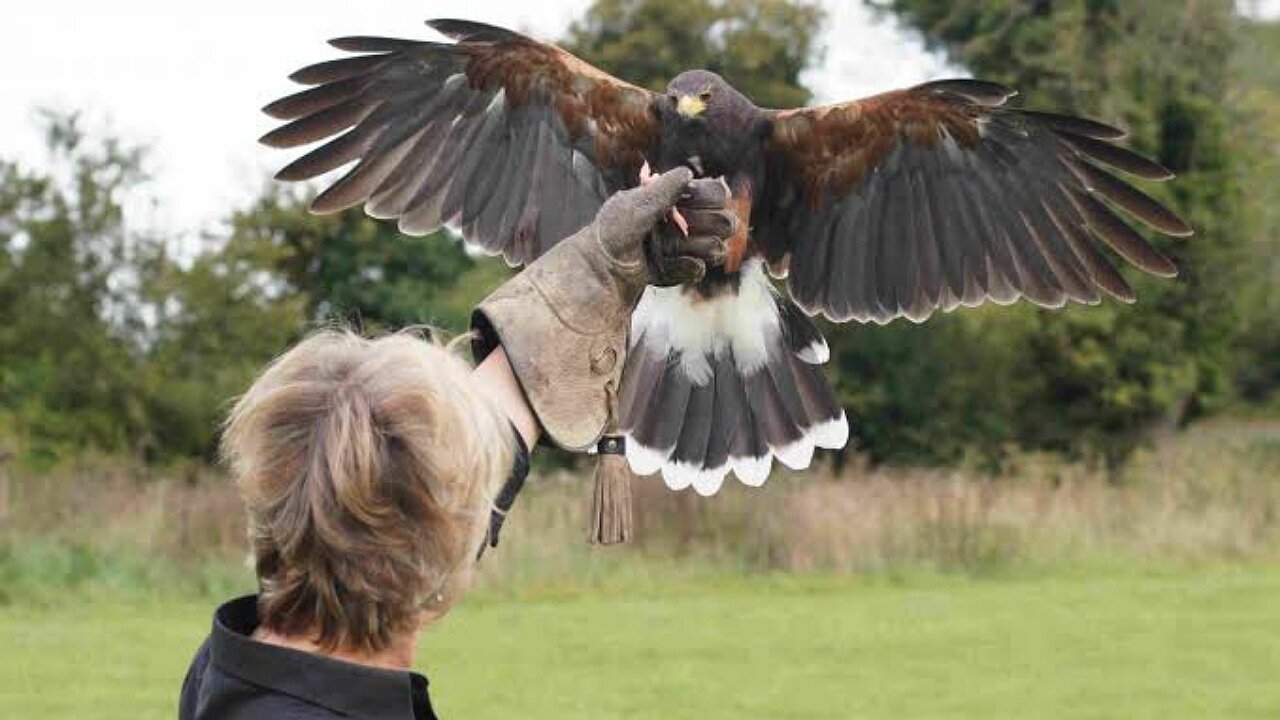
261;19;662;265
759;80;1192;324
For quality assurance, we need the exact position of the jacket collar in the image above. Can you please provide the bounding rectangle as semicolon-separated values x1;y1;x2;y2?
209;594;438;720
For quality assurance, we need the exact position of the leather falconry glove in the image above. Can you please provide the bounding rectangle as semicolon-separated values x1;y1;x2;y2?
472;166;735;544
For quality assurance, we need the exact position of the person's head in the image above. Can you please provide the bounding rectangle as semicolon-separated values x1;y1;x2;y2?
221;329;511;653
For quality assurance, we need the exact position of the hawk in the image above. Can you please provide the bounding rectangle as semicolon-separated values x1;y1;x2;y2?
261;19;1191;495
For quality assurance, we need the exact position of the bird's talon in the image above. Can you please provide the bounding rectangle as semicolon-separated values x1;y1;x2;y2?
670;207;689;237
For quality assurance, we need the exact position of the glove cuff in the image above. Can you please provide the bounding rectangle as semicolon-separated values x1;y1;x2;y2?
471;227;640;451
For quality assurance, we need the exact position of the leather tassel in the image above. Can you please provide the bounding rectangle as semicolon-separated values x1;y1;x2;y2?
590;435;634;544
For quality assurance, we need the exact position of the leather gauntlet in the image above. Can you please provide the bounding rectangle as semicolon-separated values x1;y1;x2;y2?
471;222;637;451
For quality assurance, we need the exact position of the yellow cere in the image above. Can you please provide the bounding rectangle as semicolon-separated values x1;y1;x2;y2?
677;95;707;117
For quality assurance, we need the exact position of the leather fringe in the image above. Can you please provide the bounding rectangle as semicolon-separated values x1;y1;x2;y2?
589;440;634;544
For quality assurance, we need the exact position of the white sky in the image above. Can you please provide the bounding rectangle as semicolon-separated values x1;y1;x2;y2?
5;0;1274;240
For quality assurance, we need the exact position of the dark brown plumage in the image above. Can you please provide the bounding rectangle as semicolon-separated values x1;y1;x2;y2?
758;81;1190;323
260;20;659;264
262;19;1191;493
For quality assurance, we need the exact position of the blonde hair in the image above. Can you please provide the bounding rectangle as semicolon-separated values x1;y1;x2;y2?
221;329;511;652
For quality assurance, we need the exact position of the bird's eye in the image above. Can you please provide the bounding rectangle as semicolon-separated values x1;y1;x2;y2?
667;93;679;104
699;89;713;101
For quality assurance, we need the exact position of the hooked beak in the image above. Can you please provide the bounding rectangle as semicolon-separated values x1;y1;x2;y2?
676;95;706;119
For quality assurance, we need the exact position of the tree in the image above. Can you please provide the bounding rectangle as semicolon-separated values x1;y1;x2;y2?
0;113;157;462
0;113;317;463
1230;18;1280;404
134;190;514;460
225;190;494;333
562;0;825;108
137;228;306;461
849;0;1247;465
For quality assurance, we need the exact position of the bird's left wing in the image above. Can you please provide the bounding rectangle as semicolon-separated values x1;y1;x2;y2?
759;80;1192;324
261;19;662;265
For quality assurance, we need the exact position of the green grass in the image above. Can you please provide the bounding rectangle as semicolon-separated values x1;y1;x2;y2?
4;565;1280;719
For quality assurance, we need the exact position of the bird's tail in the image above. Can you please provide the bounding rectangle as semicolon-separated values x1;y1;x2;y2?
619;259;849;495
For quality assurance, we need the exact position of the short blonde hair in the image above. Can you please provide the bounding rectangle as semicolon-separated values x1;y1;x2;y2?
221;329;511;652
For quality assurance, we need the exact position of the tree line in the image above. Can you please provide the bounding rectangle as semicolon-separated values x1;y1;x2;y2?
1;0;1275;470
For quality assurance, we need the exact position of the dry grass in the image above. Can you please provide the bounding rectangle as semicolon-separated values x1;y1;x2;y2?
483;418;1280;583
2;418;1278;602
1;457;244;564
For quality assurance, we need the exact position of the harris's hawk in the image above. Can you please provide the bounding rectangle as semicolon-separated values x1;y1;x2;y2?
261;19;1191;495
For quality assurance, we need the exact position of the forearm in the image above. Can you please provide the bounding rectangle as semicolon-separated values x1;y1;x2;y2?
472;345;540;451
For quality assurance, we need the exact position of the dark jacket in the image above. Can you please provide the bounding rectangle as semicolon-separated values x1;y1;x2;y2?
179;595;438;720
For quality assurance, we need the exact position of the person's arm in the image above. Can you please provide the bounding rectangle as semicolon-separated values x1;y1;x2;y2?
471;346;538;559
472;345;540;451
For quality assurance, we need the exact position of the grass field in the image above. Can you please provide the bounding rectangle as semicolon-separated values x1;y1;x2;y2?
4;564;1280;720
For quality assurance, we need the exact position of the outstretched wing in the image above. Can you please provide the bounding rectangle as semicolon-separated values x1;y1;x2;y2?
759;79;1192;324
261;19;662;265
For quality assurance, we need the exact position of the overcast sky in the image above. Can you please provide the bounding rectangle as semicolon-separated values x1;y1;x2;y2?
5;0;1277;240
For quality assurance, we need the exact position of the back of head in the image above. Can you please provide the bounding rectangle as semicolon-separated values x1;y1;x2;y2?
221;329;511;653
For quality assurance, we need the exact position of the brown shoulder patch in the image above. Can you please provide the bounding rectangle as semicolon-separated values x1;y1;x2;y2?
458;38;660;176
767;88;984;208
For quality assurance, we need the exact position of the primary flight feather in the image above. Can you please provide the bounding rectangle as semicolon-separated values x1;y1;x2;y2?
262;19;1191;495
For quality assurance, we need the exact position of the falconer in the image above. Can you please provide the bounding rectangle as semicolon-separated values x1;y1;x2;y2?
178;167;735;720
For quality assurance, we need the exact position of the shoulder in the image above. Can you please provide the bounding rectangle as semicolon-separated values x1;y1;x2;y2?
179;637;211;720
178;634;346;719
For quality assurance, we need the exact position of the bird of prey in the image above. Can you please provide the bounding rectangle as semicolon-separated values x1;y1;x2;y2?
261;19;1191;496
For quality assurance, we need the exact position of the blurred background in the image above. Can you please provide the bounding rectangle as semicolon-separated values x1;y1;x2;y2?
3;1;1279;718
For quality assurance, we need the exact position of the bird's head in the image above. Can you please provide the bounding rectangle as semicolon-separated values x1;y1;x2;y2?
665;70;739;123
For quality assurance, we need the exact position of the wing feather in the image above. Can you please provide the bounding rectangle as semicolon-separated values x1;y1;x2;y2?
262;20;661;265
1057;132;1174;181
762;80;1189;323
835;194;870;321
1066;158;1193;236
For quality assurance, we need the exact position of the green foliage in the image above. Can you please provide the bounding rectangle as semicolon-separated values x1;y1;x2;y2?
226;190;486;333
562;0;825;107
0;114;157;462
834;0;1252;465
0;114;505;463
828;311;1022;464
1229;19;1280;404
0;115;313;462
138;228;306;460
